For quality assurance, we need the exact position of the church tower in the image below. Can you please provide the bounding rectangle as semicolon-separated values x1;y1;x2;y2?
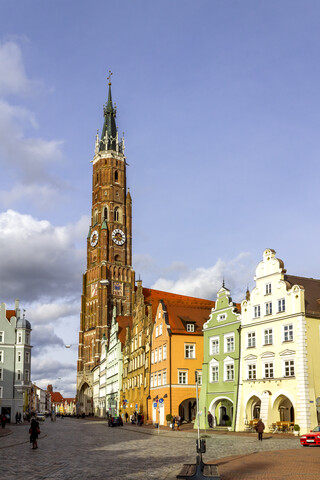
77;76;135;411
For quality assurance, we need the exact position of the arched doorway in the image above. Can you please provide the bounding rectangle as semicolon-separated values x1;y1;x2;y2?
246;395;261;422
179;398;197;422
78;383;93;415
209;397;234;427
273;394;294;422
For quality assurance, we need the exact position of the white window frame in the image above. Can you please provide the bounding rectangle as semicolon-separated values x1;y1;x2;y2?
278;298;285;313
283;359;295;377
265;302;272;316
223;357;234;381
18;332;22;344
158;347;162;362
0;386;3;398
247;332;256;348
0;350;4;363
211;364;219;382
0;331;4;343
283;324;293;342
265;283;272;295
0;367;3;380
218;313;227;322
155;326;159;337
247;363;257;380
159;323;163;335
187;323;194;332
210;336;219;355
151;351;154;364
263;328;273;345
196;372;202;385
253;305;261;318
162;370;167;385
154;349;158;363
158;372;161;385
185;344;195;359
224;333;235;353
17;351;22;363
163;344;167;360
178;370;188;384
264;362;274;378
16;369;21;381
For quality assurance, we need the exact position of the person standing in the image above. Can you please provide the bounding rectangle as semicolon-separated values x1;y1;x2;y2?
176;415;181;430
29;418;40;449
207;411;213;428
172;416;176;430
256;418;265;441
1;414;6;429
125;412;129;423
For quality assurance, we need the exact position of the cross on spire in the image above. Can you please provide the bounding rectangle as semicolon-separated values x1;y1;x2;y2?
107;70;113;86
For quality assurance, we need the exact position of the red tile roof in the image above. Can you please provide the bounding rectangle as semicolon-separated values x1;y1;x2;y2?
285;274;320;317
6;310;15;321
50;391;63;403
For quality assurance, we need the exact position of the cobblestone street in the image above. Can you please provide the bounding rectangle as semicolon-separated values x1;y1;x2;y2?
0;417;312;480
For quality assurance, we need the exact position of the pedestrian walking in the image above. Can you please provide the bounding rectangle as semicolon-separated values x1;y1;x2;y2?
125;412;129;423
18;412;22;423
172;416;176;430
176;415;181;430
207;411;213;428
15;412;19;424
131;413;135;424
1;414;6;428
29;418;40;449
256;418;265;441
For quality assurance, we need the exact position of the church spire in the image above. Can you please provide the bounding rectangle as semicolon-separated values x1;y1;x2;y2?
99;71;121;153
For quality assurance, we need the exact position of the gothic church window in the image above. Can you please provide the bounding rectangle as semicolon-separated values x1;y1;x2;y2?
115;170;119;183
103;206;108;221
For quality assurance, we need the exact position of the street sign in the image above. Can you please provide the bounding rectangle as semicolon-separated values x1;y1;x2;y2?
153;402;157;408
135;404;138;409
159;398;164;404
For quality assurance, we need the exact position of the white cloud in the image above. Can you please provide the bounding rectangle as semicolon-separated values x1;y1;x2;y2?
151;252;255;302
0;40;34;96
0;209;87;302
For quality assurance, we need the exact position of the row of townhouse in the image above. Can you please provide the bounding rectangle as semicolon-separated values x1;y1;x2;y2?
92;249;320;434
200;249;320;435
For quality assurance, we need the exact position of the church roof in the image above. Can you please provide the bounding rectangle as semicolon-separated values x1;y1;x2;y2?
284;274;320;317
50;391;64;403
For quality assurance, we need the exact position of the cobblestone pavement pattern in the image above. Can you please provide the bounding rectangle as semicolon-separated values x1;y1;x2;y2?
0;418;315;480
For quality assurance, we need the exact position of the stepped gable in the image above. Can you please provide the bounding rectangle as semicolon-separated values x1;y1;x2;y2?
142;287;215;334
284;274;320;317
116;316;132;345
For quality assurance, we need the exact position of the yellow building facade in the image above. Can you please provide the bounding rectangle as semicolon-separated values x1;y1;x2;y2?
236;249;320;434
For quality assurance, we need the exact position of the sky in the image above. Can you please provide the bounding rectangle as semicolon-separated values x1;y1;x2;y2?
1;0;320;397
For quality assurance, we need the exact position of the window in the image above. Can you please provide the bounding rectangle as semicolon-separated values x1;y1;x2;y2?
265;283;272;295
159;323;163;335
253;305;261;318
114;207;120;222
162;370;167;385
264;329;273;345
210;337;219;355
158;347;162;362
154;349;158;363
138;333;142;347
114;170;119;182
248;364;256;380
284;360;295;377
17;352;21;362
187;323;194;332
284;324;293;342
103;206;108;221
151;351;154;364
197;372;202;385
18;333;22;344
226;364;234;381
26;333;29;345
25;352;30;363
265;302;272;315
185;344;195;359
218;314;226;321
155;326;159;337
163;344;167;360
16;370;21;381
0;368;3;380
0;332;3;343
278;299;285;313
178;371;188;384
264;362;274;378
225;335;234;353
0;387;2;398
158;373;161;385
211;365;219;382
247;332;256;348
25;370;30;381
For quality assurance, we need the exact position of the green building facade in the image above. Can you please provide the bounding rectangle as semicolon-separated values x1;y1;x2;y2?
198;285;241;430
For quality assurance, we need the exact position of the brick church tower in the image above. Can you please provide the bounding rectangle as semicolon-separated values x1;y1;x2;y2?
76;77;135;412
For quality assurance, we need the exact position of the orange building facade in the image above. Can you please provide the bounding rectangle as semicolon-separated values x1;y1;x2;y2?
148;295;215;425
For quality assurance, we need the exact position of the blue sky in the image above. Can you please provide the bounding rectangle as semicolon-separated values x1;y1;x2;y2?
1;0;320;396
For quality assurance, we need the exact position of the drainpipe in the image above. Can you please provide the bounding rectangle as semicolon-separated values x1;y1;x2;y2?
169;333;172;415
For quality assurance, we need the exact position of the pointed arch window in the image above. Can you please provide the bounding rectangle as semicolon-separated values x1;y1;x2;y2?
114;170;119;183
103;206;108;221
93;209;98;225
114;207;121;222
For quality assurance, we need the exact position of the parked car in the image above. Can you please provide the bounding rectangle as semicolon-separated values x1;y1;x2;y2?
300;426;320;446
36;413;46;422
108;416;123;427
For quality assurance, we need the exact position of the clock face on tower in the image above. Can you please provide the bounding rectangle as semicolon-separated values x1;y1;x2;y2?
112;228;126;246
90;230;99;247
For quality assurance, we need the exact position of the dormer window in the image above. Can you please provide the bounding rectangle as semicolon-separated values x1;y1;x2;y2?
265;283;272;295
218;314;226;322
187;323;194;332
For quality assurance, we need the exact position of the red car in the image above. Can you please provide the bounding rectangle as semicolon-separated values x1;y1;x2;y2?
300;426;320;446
